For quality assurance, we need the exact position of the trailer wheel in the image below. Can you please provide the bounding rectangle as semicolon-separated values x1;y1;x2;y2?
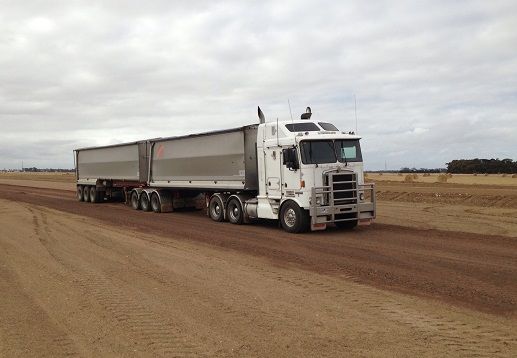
140;192;151;212
209;196;225;222
227;198;243;225
82;186;90;202
77;186;84;201
89;186;98;203
150;192;161;213
131;191;140;210
280;201;309;233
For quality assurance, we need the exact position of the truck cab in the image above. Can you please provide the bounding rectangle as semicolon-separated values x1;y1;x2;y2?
255;115;375;232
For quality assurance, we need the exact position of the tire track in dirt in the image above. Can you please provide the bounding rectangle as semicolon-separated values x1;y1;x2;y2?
67;225;330;353
0;255;79;358
27;206;205;358
237;261;517;357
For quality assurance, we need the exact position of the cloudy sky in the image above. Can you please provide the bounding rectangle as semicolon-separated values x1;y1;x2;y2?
1;0;516;170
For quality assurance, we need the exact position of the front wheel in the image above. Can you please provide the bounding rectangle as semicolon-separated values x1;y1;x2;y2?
280;201;309;233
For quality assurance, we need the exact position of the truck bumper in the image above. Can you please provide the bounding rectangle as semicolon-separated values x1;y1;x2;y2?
309;183;376;231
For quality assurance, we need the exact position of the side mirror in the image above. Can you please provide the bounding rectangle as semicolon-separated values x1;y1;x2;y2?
282;147;299;171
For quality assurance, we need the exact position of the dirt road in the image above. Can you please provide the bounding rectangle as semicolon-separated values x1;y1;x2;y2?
0;183;516;357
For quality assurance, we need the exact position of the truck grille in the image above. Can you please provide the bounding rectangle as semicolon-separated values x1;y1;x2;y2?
327;172;357;204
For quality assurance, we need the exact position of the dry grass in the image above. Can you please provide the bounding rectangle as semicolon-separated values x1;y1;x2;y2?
436;174;448;183
404;175;415;183
0;172;75;183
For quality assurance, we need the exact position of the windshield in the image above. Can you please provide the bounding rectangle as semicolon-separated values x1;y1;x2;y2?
300;140;362;164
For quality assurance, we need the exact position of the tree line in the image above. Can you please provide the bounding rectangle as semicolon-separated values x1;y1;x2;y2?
446;158;517;174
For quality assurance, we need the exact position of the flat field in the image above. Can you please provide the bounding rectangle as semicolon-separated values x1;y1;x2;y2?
0;173;516;357
367;172;517;186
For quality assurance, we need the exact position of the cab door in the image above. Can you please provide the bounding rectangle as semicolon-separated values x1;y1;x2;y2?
264;147;282;199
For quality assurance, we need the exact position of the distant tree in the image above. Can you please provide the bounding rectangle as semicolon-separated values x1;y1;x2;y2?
447;159;517;174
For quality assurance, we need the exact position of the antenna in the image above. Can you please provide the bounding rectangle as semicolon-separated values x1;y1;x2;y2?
288;99;293;123
354;94;358;134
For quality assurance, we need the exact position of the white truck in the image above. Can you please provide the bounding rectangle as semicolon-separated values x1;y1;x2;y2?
74;107;375;232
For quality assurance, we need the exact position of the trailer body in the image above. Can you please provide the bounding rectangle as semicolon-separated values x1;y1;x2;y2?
76;126;258;191
149;126;258;190
76;142;149;184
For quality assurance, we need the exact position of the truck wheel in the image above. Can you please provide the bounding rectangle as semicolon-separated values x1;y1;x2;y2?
227;198;243;225
280;201;309;233
89;186;98;203
82;186;90;202
140;192;151;212
209;196;225;222
335;220;358;230
131;191;140;210
151;192;161;213
77;186;83;201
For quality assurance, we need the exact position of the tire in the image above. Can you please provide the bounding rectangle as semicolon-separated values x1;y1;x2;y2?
226;198;243;225
208;196;225;222
280;201;309;233
89;186;98;203
77;186;83;201
82;186;90;202
151;192;161;213
140;192;151;212
335;220;358;230
131;191;140;210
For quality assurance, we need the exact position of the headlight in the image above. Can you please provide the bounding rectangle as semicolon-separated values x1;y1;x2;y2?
316;197;321;205
359;193;365;201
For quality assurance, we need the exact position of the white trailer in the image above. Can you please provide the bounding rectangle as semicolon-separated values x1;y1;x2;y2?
74;107;375;232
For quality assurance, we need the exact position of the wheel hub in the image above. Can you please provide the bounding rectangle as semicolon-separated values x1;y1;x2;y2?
284;208;296;227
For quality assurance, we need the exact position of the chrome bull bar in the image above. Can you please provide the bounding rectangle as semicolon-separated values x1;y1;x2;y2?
309;183;376;225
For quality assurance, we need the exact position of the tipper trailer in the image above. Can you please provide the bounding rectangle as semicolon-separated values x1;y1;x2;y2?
74;107;376;233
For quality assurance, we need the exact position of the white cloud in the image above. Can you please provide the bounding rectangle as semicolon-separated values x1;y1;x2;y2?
0;0;516;170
